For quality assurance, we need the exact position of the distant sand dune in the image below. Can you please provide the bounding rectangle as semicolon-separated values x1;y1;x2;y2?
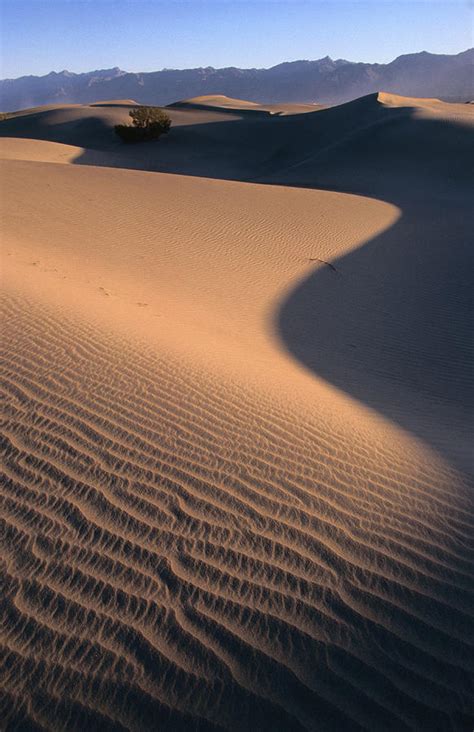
89;99;139;106
168;94;320;116
1;92;473;730
172;94;262;108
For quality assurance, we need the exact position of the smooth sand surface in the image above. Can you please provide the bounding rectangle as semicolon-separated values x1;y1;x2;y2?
89;99;139;106
168;94;321;115
171;94;263;108
1;93;473;730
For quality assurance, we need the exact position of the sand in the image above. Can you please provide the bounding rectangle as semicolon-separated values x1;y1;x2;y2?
168;94;321;115
1;93;473;730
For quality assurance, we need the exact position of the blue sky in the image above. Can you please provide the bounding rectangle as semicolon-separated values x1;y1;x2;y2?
1;0;472;79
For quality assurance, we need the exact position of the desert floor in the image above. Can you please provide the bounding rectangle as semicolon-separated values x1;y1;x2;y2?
1;93;473;730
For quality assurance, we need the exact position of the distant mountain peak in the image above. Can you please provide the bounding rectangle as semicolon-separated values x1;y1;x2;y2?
47;69;72;77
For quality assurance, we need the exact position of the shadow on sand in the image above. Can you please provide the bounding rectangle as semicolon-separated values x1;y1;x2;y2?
270;110;473;483
80;102;473;482
4;98;472;480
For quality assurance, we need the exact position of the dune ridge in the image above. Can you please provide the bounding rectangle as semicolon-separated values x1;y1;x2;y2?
1;92;473;730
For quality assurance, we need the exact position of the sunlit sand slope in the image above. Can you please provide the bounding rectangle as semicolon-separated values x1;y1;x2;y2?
1;93;473;730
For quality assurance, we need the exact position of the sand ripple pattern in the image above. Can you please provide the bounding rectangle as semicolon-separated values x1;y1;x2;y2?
1;295;473;731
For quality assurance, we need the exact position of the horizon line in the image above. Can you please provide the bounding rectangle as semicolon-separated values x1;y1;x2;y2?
2;46;472;82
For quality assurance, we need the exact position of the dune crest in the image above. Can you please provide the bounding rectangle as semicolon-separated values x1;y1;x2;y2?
174;94;261;108
89;99;139;106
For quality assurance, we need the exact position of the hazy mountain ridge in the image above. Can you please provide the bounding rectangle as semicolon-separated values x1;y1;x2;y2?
1;49;473;110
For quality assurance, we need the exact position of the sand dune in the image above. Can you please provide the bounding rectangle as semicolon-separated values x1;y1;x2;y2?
0;93;322;164
3;90;469;181
172;94;262;108
169;94;320;116
89;99;139;106
1;93;473;730
0;137;84;163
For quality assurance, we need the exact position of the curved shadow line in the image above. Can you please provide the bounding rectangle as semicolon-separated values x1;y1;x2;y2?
273;113;473;484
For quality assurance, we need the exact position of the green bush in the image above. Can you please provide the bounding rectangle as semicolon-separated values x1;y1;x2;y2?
115;106;171;143
114;124;144;142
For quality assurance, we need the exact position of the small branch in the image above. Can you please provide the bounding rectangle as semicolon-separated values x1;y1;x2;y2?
308;257;338;273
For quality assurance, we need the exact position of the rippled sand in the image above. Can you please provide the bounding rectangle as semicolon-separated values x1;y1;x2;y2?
1;93;473;730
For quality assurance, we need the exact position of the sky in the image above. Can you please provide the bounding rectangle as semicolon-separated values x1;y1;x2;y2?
0;0;472;79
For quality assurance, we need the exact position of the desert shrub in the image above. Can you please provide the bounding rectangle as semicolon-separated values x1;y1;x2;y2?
115;106;171;143
129;106;171;130
114;124;143;142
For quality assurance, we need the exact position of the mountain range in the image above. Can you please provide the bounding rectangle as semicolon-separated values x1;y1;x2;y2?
1;49;473;111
